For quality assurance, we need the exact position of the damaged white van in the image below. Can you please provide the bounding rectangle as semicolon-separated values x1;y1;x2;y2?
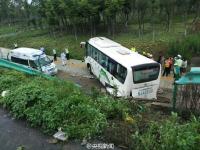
9;47;58;75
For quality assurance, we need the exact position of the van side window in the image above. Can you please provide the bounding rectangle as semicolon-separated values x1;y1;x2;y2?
29;60;37;69
11;56;29;66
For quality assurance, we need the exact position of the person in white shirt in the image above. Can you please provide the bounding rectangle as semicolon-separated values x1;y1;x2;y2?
61;52;67;66
14;43;18;49
176;54;183;67
40;47;45;53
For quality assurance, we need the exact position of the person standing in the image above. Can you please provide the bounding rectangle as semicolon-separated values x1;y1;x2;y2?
65;47;69;60
14;43;18;49
162;58;170;77
157;55;162;64
61;52;67;66
181;58;187;74
173;56;182;80
176;55;183;68
168;57;173;75
40;47;45;53
53;49;57;61
0;48;3;58
131;47;136;52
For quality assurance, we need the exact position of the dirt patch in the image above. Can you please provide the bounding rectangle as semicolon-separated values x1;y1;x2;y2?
57;70;104;94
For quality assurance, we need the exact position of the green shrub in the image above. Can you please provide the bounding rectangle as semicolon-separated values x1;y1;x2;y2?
168;34;200;60
132;113;200;150
0;69;108;138
0;69;27;93
94;96;130;119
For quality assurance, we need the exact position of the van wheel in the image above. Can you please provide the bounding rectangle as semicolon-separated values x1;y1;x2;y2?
87;64;93;75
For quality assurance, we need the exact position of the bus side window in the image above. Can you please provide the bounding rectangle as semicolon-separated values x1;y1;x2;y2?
100;52;108;69
85;42;88;49
87;44;91;56
115;64;127;83
93;47;98;61
108;58;117;76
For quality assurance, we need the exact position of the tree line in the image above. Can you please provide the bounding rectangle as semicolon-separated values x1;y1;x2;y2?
1;0;200;39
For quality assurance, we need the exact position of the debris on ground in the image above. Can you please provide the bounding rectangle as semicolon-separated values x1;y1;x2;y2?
151;102;172;110
81;138;87;146
157;88;164;94
75;83;82;88
82;75;94;79
16;145;25;150
47;138;58;144
53;128;68;141
1;90;9;97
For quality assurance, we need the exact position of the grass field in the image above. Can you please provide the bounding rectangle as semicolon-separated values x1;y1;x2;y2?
0;22;186;60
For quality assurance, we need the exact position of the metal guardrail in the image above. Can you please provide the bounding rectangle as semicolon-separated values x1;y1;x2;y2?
172;67;200;111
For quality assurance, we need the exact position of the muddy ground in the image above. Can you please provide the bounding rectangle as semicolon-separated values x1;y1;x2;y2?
57;70;103;94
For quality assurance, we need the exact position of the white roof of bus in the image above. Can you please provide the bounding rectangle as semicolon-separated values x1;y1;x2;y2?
11;47;43;57
88;37;156;68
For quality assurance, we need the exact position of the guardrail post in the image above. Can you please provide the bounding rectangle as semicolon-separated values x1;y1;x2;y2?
172;83;178;111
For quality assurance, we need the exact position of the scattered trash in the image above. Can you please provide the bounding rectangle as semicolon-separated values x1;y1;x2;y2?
53;128;68;141
157;88;164;94
82;75;94;79
75;83;82;88
124;114;135;125
81;138;87;146
100;88;106;93
1;90;9;97
119;145;128;149
47;138;58;144
16;145;25;150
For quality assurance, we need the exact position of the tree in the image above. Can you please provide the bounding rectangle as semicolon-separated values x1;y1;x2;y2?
160;0;176;32
176;0;191;36
150;0;159;41
104;0;125;37
135;0;149;38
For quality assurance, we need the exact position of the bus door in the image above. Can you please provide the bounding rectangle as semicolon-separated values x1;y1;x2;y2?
91;49;100;76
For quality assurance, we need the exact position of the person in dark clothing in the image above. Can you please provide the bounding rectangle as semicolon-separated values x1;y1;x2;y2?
65;48;69;60
53;49;57;61
157;55;162;64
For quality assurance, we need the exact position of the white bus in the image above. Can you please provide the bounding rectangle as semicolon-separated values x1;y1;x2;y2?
83;37;161;99
9;47;58;75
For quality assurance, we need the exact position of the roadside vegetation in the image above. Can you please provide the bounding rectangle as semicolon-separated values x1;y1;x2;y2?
0;68;200;149
0;22;191;60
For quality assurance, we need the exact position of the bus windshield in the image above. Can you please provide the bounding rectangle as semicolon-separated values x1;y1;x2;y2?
132;63;160;84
